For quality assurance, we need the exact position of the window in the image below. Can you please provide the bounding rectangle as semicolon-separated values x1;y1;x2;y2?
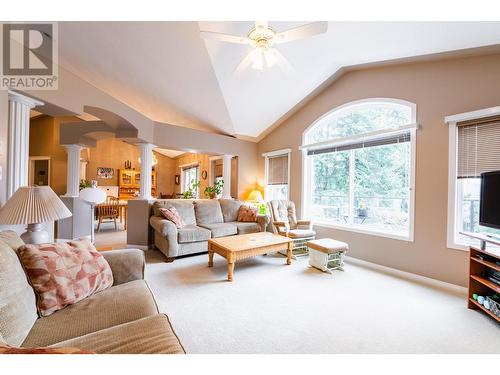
263;149;290;201
446;110;500;249
182;164;199;196
303;99;416;241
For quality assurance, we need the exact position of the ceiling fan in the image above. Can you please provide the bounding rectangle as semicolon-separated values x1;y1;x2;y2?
200;21;328;73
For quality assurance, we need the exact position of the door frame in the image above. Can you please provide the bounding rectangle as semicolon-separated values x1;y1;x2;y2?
29;156;51;186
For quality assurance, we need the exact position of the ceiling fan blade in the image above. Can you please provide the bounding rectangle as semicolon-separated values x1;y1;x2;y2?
275;21;328;44
200;31;250;45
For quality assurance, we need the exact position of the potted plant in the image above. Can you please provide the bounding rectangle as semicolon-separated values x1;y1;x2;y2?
204;179;224;199
182;181;201;199
79;179;92;191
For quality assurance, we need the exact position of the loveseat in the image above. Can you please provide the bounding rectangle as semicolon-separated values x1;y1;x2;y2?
149;199;269;260
0;230;185;354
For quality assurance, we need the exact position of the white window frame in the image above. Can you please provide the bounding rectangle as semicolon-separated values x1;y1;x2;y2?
445;105;500;251
262;148;291;202
180;162;200;195
301;98;417;242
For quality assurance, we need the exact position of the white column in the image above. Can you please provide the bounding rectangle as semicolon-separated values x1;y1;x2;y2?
222;154;233;199
63;144;82;197
138;143;154;200
6;92;43;199
79;159;88;183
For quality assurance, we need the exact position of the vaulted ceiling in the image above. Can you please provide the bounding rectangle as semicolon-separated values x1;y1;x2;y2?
58;21;500;141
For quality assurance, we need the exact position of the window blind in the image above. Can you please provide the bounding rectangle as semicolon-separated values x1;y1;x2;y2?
307;131;410;156
457;116;500;179
214;160;223;178
267;155;288;185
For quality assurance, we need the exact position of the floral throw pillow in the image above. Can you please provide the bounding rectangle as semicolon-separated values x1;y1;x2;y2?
0;342;94;354
160;207;186;228
18;238;113;317
237;205;258;222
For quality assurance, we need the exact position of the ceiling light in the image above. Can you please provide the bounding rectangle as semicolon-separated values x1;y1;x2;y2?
200;21;328;73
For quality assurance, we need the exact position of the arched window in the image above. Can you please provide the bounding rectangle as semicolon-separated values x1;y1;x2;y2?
302;99;417;241
304;99;415;145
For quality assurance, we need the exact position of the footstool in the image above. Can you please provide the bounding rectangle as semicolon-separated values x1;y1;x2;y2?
307;238;348;274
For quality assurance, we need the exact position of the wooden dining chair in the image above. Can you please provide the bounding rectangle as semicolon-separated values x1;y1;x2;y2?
97;196;120;231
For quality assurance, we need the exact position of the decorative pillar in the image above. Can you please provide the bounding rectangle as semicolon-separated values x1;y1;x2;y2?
63;144;82;197
79;159;88;183
6;91;43;199
138;143;154;200
222;154;233;199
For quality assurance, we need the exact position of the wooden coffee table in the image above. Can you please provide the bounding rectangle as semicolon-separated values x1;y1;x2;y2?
208;232;293;282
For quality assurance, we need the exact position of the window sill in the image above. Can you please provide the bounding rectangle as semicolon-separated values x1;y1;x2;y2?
446;241;469;252
447;237;500;252
313;221;413;242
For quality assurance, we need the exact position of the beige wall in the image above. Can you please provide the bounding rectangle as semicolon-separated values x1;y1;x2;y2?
155;154;176;197
173;153;240;198
86;138;138;186
86;138;176;196
29;116;82;195
153;122;259;200
29;120;176;197
173;153;210;196
258;52;500;287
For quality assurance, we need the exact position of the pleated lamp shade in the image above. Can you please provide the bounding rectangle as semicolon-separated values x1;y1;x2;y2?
247;190;264;203
0;186;72;225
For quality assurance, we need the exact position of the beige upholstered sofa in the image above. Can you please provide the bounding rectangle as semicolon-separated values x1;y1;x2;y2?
150;199;269;260
0;231;185;354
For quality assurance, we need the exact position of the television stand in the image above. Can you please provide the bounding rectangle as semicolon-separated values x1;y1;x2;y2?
461;232;500;322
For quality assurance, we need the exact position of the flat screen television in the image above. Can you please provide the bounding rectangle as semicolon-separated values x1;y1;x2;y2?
479;171;500;230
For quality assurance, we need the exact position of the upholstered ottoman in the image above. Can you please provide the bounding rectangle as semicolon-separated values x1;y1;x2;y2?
307;238;348;274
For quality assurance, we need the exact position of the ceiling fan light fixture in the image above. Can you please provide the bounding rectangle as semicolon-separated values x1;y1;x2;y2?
263;48;278;68
250;48;264;70
201;21;328;73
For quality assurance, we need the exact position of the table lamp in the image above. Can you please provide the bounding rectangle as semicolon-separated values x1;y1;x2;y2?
0;186;72;244
79;181;106;244
247;190;267;215
247;190;264;203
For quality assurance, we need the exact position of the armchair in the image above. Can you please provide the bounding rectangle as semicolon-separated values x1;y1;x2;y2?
267;200;316;257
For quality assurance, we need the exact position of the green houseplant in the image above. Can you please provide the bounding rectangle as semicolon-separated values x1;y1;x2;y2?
79;179;92;191
182;181;201;199
204;179;224;199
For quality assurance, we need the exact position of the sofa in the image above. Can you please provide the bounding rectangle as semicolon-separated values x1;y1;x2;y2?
0;231;185;354
149;199;269;260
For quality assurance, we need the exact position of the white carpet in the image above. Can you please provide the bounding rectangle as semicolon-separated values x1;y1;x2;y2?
94;223;127;249
144;250;500;354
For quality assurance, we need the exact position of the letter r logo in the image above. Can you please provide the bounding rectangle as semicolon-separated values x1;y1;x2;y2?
2;23;53;76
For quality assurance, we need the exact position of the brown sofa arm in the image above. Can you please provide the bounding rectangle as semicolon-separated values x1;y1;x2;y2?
101;248;145;286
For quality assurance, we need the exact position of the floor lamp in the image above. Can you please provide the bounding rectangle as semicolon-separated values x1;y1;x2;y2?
79;183;106;244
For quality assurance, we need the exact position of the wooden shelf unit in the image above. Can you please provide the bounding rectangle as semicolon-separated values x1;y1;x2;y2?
468;245;500;323
118;169;157;200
